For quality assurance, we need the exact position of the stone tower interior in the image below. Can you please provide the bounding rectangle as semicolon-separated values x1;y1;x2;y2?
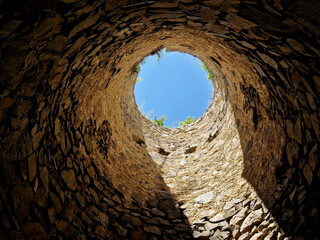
0;0;319;239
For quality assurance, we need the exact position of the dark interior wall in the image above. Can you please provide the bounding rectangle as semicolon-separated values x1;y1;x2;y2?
0;0;319;239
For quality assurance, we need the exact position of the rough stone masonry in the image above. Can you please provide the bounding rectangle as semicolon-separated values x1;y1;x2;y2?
0;0;319;239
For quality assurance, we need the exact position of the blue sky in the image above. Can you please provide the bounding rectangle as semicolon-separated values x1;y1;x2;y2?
134;49;213;127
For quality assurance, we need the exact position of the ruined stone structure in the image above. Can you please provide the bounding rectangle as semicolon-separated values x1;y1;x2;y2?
0;0;319;239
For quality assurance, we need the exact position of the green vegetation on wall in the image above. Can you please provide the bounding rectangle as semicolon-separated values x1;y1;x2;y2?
152;115;167;126
178;116;197;126
200;61;213;85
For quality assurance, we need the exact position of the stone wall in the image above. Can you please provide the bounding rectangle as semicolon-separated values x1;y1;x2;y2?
0;0;319;239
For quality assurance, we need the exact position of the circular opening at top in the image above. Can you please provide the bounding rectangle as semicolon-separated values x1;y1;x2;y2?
134;48;213;128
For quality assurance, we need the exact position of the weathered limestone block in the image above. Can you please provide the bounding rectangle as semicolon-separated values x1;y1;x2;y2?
240;208;264;233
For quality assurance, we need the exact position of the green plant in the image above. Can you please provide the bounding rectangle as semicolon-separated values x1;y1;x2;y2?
132;65;140;75
155;48;165;61
134;48;165;83
178;116;197;126
138;101;153;118
200;61;213;85
152;115;167;126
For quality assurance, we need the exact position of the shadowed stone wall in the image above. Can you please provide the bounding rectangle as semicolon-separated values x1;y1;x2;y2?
0;0;319;239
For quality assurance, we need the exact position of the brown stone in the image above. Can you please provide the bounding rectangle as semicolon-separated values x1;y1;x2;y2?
313;76;320;95
28;154;37;182
48;207;56;224
61;170;77;191
286;141;299;166
4;163;19;185
225;13;257;29
105;0;128;11
87;165;96;179
114;223;127;237
49;192;62;213
69;10;102;38
257;52;278;69
21;222;49;240
303;164;313;185
56;219;75;238
150;2;179;8
33;187;47;207
287;39;311;56
144;225;161;235
61;199;79;222
309;145;318;171
85;205;109;227
95;225;108;238
39;166;49;192
0;97;14;111
132;229;147;240
293;115;302;144
83;134;94;153
0;20;22;38
11;183;34;222
0;1;319;239
200;6;220;22
33;130;44;150
121;213;143;226
59;0;80;3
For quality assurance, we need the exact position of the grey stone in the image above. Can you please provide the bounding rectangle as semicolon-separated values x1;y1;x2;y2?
195;230;212;239
230;206;248;226
238;232;249;240
195;192;214;204
205;222;219;231
209;214;225;223
223;199;242;210
240;209;264;232
210;229;230;240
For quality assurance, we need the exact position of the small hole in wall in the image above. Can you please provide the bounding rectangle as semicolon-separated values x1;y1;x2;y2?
158;148;170;156
133;48;214;128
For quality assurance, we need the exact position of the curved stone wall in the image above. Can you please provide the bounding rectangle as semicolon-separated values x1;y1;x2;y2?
0;0;319;239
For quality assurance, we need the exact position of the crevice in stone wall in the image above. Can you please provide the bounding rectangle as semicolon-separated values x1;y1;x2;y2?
0;0;319;239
